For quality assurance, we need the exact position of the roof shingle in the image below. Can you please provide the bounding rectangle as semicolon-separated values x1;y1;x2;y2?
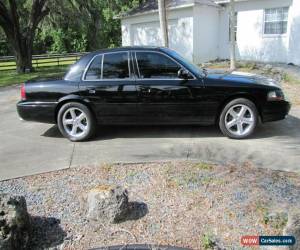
120;0;218;18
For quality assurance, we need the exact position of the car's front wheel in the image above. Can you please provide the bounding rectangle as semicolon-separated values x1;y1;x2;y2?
57;102;96;141
219;98;258;139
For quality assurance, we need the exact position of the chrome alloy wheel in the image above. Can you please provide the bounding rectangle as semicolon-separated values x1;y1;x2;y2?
224;104;255;136
62;107;89;138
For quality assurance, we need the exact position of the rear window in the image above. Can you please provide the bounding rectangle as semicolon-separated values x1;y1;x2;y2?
85;55;102;80
64;56;89;81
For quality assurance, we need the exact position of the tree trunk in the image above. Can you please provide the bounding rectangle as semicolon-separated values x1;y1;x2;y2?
14;38;33;73
158;0;168;47
88;14;102;50
0;0;49;74
229;0;236;70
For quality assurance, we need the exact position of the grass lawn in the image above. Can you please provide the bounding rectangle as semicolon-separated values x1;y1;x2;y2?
0;57;78;70
0;66;69;87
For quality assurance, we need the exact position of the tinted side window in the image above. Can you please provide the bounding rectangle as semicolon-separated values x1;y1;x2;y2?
85;55;102;80
103;52;129;79
136;52;181;79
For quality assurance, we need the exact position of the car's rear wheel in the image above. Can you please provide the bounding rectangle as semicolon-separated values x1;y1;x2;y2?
219;98;258;139
57;102;96;141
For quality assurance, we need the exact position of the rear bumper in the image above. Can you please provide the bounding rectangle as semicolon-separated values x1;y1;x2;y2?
261;100;291;122
17;101;57;124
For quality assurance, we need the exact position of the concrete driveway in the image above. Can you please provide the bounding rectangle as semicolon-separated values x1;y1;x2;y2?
1;85;300;180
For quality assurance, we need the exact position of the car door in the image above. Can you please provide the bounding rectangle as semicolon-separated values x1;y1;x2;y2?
134;51;207;124
79;51;138;124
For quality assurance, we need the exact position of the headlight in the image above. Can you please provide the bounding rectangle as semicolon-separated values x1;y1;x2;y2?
267;90;285;101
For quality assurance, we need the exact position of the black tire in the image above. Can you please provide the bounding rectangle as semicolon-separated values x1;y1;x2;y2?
57;102;96;141
219;98;258;139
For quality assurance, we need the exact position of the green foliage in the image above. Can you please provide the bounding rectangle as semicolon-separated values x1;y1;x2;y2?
1;0;144;55
0;30;11;56
201;233;216;249
262;211;288;230
71;34;87;52
50;29;67;54
193;162;214;171
282;72;300;84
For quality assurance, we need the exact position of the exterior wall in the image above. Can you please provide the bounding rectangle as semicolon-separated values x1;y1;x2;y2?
193;4;219;64
288;0;300;65
121;0;300;65
218;0;298;64
121;7;194;61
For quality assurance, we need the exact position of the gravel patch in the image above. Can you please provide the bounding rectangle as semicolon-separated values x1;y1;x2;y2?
1;161;300;249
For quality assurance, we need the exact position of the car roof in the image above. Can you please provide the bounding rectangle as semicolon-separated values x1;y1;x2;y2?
90;46;165;55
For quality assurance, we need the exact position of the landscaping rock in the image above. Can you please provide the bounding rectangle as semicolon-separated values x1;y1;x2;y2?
0;193;31;250
283;210;300;250
87;185;129;223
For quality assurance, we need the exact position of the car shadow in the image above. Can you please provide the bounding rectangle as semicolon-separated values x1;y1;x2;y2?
41;114;300;141
42;124;223;139
42;125;63;138
254;114;300;140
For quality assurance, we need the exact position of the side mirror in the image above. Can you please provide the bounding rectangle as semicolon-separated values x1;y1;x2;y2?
178;68;191;79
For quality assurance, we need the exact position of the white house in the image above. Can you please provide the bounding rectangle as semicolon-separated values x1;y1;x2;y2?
120;0;300;66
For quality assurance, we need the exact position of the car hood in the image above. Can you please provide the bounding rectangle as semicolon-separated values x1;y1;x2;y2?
205;69;280;88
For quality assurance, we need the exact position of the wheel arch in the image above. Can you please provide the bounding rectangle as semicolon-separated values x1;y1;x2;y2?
55;95;97;123
215;93;262;124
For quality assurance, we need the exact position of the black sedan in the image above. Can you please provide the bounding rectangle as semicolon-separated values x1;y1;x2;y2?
17;47;291;141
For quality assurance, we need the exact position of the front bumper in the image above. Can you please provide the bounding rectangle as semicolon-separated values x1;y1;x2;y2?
17;101;57;124
261;100;291;122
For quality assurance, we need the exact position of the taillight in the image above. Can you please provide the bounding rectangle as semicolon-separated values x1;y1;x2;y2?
21;83;26;100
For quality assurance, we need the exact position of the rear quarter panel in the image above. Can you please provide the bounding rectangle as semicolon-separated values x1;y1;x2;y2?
25;80;79;102
18;79;80;123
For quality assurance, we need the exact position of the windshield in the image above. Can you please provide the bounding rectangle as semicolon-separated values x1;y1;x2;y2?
161;48;204;77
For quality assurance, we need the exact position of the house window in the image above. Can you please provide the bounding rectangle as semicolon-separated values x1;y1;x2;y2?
264;7;289;35
229;12;237;41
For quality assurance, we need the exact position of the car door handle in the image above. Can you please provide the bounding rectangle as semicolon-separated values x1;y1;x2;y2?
87;88;96;94
139;86;151;93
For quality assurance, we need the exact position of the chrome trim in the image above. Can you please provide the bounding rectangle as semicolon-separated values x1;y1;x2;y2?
134;52;141;78
101;53;104;79
82;50;198;82
18;101;58;105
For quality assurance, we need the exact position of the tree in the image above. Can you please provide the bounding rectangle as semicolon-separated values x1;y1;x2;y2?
158;0;168;47
63;0;143;51
0;0;49;73
229;0;236;70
